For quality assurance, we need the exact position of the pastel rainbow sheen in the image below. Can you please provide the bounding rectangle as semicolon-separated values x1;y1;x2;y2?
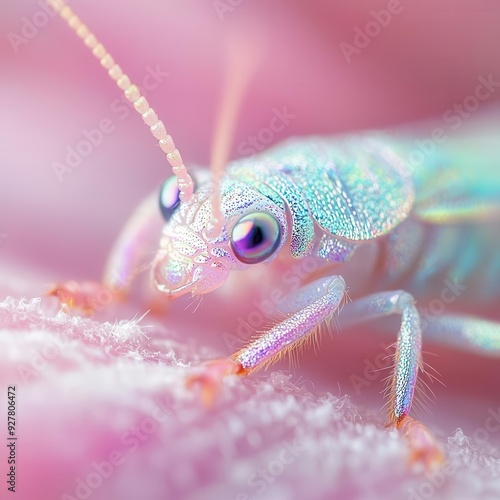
393;304;421;424
231;212;281;264
229;135;414;252
159;176;181;221
235;276;345;370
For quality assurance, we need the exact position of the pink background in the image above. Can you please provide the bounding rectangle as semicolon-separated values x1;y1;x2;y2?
1;1;500;499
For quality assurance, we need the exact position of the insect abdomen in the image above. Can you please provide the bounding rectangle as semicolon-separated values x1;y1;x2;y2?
383;217;500;306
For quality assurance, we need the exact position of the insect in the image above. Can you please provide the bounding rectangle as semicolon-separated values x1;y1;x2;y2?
46;0;500;471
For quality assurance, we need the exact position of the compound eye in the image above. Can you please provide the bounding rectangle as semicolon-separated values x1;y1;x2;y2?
231;212;281;264
159;176;181;221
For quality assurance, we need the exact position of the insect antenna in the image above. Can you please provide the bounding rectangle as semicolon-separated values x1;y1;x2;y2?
47;0;194;203
205;33;263;237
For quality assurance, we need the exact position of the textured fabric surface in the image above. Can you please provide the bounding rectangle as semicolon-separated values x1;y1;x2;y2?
1;291;499;500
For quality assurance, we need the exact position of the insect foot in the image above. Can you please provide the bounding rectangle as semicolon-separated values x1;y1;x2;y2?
46;280;124;317
396;416;445;473
185;358;245;407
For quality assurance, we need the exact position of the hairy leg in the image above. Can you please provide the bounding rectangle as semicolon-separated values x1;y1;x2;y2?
187;275;346;403
339;290;444;470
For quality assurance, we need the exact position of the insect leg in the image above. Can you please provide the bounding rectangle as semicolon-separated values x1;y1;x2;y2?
339;291;444;470
103;192;163;292
233;276;346;372
47;192;163;314
422;314;500;356
339;291;422;424
186;275;346;404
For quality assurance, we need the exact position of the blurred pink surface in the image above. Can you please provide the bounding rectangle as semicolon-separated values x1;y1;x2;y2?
1;1;500;499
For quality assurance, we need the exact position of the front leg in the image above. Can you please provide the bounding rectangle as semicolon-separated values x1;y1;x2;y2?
186;275;346;402
233;276;346;372
47;192;163;315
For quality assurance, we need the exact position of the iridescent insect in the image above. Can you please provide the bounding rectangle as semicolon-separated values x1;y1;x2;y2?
47;0;500;470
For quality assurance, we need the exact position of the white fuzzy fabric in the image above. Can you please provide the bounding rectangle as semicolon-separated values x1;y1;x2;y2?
1;297;499;500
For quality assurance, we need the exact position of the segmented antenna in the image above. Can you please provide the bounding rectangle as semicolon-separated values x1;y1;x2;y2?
206;35;263;238
47;0;194;203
